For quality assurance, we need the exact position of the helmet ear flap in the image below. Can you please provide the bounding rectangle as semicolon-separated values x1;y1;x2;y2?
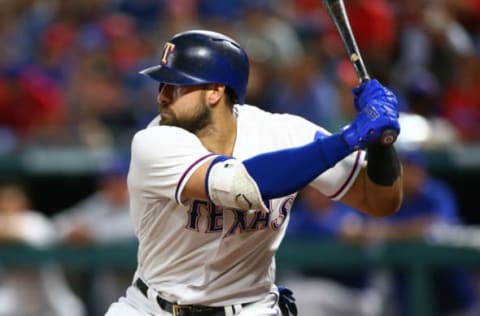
225;86;238;105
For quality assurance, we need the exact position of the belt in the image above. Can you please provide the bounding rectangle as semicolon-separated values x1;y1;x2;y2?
135;278;227;316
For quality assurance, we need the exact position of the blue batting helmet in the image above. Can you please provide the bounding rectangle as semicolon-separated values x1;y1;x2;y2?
140;30;249;104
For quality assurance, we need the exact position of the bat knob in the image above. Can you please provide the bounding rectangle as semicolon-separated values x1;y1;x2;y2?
380;129;398;145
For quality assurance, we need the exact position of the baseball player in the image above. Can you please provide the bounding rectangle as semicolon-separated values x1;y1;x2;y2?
105;30;402;316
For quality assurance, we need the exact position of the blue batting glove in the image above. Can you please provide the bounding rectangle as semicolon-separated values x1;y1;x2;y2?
342;81;400;150
352;79;397;112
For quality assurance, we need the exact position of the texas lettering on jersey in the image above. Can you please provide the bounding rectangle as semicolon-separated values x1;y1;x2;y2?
185;197;294;236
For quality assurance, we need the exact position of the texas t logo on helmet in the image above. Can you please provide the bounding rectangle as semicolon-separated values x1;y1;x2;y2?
161;42;175;65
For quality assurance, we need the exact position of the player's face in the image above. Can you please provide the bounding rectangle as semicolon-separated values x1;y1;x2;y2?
157;84;212;134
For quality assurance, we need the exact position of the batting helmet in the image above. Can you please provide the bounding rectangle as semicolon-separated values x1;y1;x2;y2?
140;30;249;104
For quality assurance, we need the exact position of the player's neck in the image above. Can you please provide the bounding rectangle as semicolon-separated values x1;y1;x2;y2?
196;107;237;156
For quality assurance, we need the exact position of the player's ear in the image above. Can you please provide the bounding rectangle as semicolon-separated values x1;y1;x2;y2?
205;84;226;106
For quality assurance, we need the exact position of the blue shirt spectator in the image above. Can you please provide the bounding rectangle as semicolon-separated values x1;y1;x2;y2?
287;148;478;316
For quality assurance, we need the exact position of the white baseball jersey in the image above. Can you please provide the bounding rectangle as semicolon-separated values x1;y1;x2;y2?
127;104;365;306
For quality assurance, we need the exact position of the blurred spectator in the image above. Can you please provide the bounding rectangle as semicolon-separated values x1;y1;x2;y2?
284;146;480;315
451;0;480;54
331;58;364;129
392;0;476;86
264;52;341;128
279;0;330;39
441;54;480;141
37;21;78;83
234;1;305;68
114;0;163;31
54;156;134;316
233;1;309;113
54;156;132;244
159;0;202;36
65;44;136;148
283;187;388;316
342;0;397;82
0;66;67;146
392;69;460;147
0;182;85;316
401;68;441;117
198;0;243;21
263;52;358;132
0;0;478;150
337;148;479;316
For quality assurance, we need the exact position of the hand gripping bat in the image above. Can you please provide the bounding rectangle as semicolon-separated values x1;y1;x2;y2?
322;0;398;145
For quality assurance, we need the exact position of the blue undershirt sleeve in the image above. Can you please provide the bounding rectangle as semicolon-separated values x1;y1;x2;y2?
242;133;352;200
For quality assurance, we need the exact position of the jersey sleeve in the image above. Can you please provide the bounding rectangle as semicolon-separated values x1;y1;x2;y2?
272;112;366;200
310;150;365;200
128;125;215;205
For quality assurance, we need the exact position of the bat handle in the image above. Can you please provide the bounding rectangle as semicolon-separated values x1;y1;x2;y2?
359;75;370;84
351;53;370;85
360;77;398;146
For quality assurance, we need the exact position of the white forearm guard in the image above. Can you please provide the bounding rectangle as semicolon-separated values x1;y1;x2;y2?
207;159;269;212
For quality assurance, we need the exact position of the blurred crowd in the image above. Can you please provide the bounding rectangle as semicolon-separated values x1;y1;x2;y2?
0;155;132;316
0;0;479;154
284;147;480;316
1;1;480;316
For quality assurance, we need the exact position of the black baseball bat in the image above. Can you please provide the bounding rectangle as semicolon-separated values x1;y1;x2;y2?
322;0;398;145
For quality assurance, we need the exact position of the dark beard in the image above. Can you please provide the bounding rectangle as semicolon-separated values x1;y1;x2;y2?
160;97;212;134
